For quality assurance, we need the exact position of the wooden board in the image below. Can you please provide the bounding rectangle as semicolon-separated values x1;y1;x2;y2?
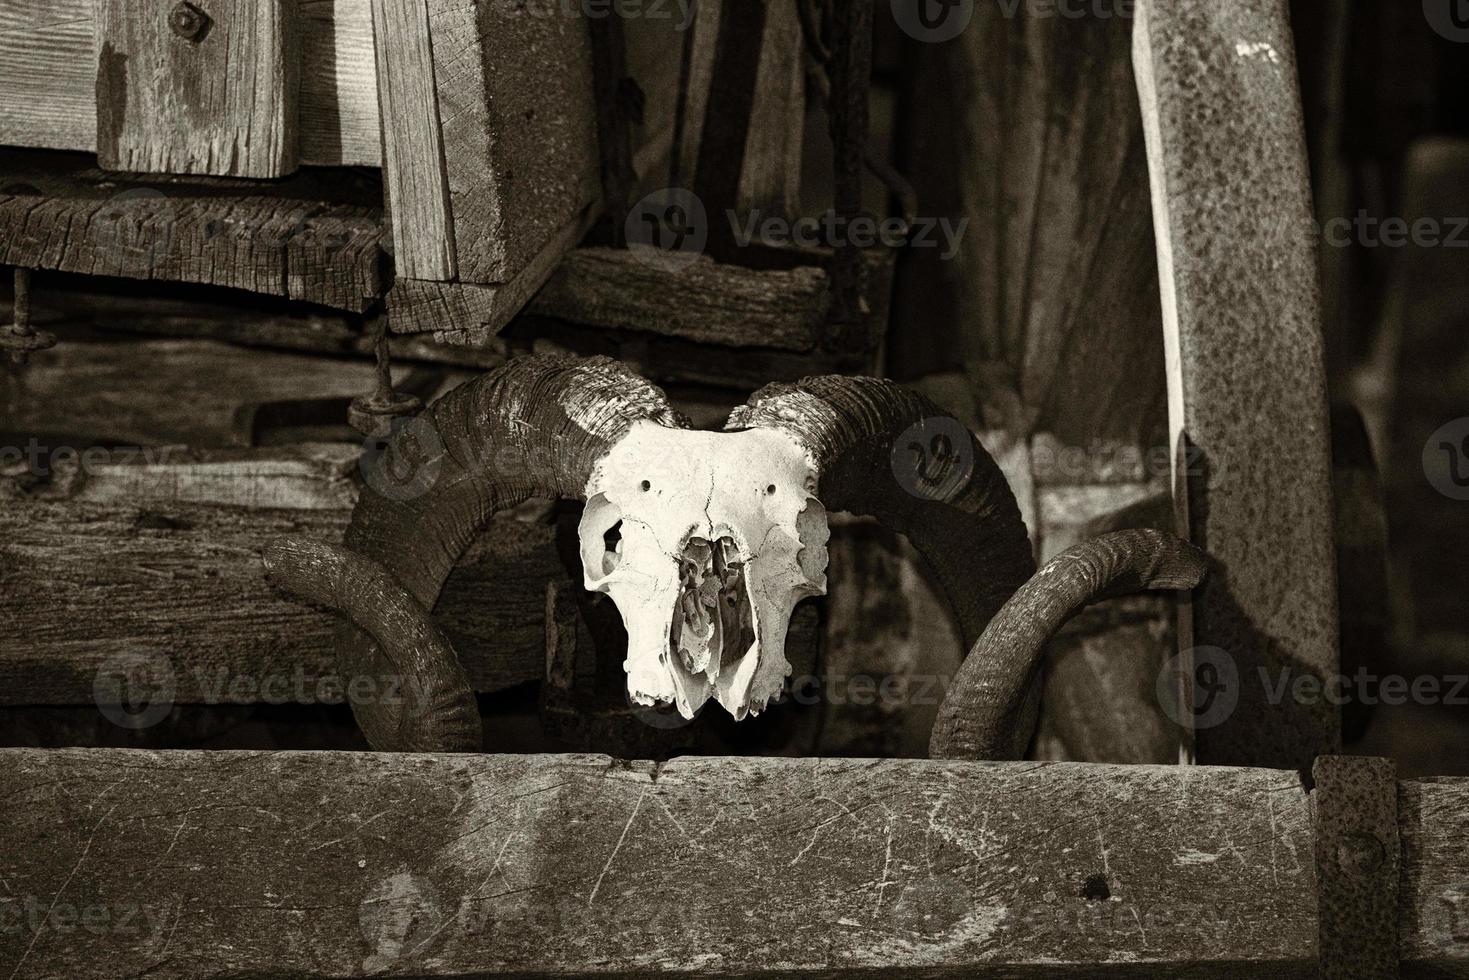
370;0;455;281
94;0;300;178
1399;777;1469;974
0;451;562;706
0;751;1319;977
0;149;383;312
391;245;891;357
889;6;1165;452
0;335;383;449
1134;0;1340;768
0;0;379;168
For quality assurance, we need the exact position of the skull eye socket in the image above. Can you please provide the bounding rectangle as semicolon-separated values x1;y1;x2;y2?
602;521;623;575
640;479;651;492
765;484;776;495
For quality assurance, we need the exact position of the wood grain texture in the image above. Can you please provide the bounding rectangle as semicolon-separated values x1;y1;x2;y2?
527;247;826;351
433;0;600;286
1134;0;1340;768
891;6;1165;451
1399;777;1469;975
0;150;383;311
371;0;456;280
0;751;1319;977
94;0;300;178
391;244;892;356
0;0;379;167
0;467;564;707
299;0;381;167
0;335;382;449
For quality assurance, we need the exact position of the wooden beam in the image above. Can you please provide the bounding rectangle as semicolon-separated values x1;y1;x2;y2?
0;451;561;705
391;245;892;356
1;334;383;448
1399;776;1469;974
0;751;1320;977
0;0;379;168
1134;0;1340;767
94;0;301;178
371;0;456;281
0;149;383;312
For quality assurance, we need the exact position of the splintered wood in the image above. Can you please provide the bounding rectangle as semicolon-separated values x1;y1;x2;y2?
94;0;301;178
0;752;1322;977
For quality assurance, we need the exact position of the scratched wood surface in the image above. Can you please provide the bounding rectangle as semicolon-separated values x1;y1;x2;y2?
0;751;1318;978
1399;777;1469;976
0;150;383;312
0;0;378;167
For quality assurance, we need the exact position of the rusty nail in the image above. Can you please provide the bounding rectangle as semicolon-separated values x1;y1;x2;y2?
168;2;210;42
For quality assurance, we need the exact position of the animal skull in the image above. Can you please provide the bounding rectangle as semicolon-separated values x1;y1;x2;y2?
578;422;830;719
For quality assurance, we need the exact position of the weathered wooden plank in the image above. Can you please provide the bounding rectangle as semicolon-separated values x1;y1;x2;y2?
392;245;889;356
0;751;1319;977
371;0;456;281
94;0;300;178
427;0;599;287
0;335;382;448
299;0;381;168
0;150;383;311
0;0;379;167
527;247;826;351
1400;777;1469;976
0;460;563;706
1134;0;1340;768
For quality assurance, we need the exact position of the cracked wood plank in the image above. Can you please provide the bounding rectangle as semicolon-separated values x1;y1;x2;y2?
1134;0;1340;767
94;0;301;178
0;150;383;312
0;751;1319;977
0;0;378;167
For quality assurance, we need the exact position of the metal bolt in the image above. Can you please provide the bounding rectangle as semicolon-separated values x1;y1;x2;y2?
1;268;57;366
168;2;210;42
348;316;422;439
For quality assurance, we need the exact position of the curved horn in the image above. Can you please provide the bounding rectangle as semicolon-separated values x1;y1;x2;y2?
728;376;1035;650
929;529;1208;761
266;355;688;751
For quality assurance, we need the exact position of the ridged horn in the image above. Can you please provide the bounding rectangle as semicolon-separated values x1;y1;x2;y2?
728;376;1036;651
265;355;688;751
929;529;1208;760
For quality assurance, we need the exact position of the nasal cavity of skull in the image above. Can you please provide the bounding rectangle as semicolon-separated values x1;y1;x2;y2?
671;535;756;678
602;521;623;575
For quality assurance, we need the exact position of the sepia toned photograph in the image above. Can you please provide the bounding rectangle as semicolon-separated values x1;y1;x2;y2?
0;1;1466;976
